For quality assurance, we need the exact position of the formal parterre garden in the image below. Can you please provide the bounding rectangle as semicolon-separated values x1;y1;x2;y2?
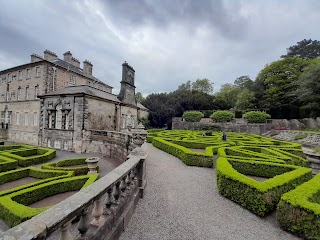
0;143;99;227
147;130;320;239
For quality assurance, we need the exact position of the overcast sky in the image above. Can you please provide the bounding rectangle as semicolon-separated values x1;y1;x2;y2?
1;0;320;95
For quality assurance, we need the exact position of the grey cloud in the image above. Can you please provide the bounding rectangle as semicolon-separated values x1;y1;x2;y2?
99;0;248;39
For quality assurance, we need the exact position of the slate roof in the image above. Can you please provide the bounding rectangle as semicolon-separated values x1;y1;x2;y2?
137;102;149;111
50;59;111;88
40;85;120;103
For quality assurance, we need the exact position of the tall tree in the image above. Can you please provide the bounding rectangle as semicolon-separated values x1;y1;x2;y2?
135;92;145;103
235;89;255;111
191;78;214;94
256;57;309;109
281;39;320;59
214;84;241;109
177;80;192;91
234;75;254;90
294;62;320;117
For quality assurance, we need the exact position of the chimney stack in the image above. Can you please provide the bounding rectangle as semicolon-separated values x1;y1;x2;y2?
83;60;93;75
71;57;80;68
63;51;72;63
31;53;43;63
44;49;58;61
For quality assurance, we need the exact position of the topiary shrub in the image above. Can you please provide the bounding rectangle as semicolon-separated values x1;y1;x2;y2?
183;111;204;122
209;110;234;122
242;111;271;123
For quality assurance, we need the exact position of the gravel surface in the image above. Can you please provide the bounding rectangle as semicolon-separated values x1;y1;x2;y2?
120;143;299;240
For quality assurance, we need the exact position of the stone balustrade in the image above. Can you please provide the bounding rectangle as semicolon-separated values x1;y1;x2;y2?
0;146;148;240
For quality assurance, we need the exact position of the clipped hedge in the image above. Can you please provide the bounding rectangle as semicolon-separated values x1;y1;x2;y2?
210;110;234;122
42;158;89;175
152;137;214;167
0;155;18;172
216;157;312;216
183;111;204;122
0;167;74;197
0;147;56;167
242;111;271;123
276;173;320;239
0;174;99;227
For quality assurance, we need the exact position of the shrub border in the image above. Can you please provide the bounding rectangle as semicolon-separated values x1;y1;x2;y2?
0;174;99;227
276;173;320;239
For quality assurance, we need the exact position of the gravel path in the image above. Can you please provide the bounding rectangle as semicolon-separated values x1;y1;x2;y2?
120;143;299;240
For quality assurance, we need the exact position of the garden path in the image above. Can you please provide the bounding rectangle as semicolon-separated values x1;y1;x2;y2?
120;143;299;240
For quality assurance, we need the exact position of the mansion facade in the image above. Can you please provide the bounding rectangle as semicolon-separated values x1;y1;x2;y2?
0;50;148;152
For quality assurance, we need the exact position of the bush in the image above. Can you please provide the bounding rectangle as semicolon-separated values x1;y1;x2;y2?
210;110;234;122
242;111;271;123
276;174;320;239
183;111;204;122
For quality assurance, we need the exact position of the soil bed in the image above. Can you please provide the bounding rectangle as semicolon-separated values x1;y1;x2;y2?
0;177;39;192
29;191;78;208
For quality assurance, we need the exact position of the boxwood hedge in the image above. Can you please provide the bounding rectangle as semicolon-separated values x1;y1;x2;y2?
0;155;17;172
0;167;74;197
0;147;56;167
0;174;99;227
42;158;89;175
216;157;312;216
276;173;320;239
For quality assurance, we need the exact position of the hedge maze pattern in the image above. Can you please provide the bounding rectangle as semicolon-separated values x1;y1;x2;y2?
0;144;98;227
148;130;319;239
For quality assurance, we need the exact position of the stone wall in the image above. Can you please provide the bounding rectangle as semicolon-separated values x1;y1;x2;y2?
0;129;7;139
172;119;273;135
80;130;134;161
172;117;320;134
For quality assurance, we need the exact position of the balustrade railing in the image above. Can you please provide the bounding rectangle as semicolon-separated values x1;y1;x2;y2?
0;146;147;240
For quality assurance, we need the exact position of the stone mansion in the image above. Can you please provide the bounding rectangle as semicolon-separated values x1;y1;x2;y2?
0;50;148;152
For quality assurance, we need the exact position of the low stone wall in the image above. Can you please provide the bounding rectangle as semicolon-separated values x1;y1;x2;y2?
0;145;148;240
172;117;320;134
172;121;273;135
80;130;133;162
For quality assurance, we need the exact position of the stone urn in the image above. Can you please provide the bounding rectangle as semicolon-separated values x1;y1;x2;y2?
131;123;148;148
85;157;100;174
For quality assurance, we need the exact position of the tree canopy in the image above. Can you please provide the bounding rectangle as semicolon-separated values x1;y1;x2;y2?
281;39;320;59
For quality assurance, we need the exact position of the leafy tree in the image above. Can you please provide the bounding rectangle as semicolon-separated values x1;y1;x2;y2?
177;80;192;91
210;110;234;122
135;92;145;103
191;78;214;94
294;62;320;117
234;75;254;90
281;39;320;59
214;84;241;109
182;111;204;122
235;89;255;111
242;111;271;123
255;57;309;109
